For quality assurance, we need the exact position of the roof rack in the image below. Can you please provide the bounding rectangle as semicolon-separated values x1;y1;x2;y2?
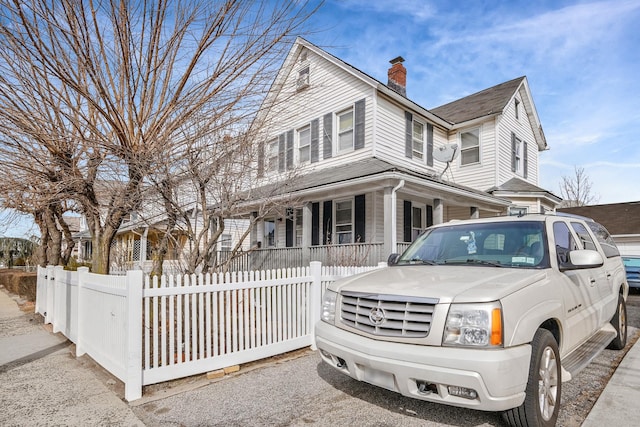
546;211;594;222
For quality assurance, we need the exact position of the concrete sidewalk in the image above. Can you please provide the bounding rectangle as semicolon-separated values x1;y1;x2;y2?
582;328;640;425
0;286;144;427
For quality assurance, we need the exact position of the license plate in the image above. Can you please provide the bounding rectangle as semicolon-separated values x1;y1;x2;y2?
363;366;396;391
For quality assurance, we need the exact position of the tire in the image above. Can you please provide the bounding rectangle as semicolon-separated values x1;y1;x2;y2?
503;329;561;427
607;294;627;350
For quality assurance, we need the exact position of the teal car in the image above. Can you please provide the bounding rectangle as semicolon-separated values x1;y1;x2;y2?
622;256;640;289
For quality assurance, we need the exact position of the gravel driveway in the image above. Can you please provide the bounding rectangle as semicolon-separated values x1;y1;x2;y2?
132;292;640;427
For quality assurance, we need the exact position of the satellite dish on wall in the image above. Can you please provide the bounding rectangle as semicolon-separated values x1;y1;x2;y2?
434;143;459;179
433;143;459;163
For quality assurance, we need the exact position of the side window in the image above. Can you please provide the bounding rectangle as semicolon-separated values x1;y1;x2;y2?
460;127;480;165
586;221;620;258
553;222;578;264
570;222;597;251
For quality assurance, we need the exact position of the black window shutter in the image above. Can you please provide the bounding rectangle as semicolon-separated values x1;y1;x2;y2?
285;208;293;247
323;113;333;160
323;200;332;245
278;133;285;172
403;200;412;242
404;111;413;158
286;130;294;170
354;99;365;150
310;118;319;163
354;194;365;243
427;123;434;167
311;202;320;246
523;140;528;179
511;132;516;172
257;142;265;177
426;205;433;227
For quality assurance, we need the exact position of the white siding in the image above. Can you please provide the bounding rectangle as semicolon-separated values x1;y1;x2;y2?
374;96;443;176
448;119;498;190
257;48;376;181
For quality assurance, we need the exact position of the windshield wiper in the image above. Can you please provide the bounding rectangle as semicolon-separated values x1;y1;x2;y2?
402;258;438;265
444;259;504;267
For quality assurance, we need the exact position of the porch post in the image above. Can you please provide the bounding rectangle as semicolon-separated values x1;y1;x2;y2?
470;206;479;219
433;198;444;225
139;227;148;269
302;202;312;265
250;211;258;246
383;186;394;256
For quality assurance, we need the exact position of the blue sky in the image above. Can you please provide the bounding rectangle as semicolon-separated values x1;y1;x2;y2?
310;0;640;204
2;0;639;239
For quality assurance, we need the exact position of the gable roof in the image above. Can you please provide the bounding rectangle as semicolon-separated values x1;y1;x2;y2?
431;77;526;125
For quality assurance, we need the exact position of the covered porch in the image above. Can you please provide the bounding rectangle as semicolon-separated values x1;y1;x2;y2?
243;158;512;268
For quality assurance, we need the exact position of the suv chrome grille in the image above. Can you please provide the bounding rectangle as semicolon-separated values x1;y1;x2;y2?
340;291;438;338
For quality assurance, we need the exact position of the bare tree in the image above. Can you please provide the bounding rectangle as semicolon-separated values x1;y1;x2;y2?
559;165;600;207
0;0;320;273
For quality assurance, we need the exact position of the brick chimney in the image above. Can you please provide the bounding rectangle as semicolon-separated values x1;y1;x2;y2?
387;56;406;96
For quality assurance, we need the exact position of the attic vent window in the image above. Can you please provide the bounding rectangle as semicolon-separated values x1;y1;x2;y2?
300;50;308;62
297;66;310;90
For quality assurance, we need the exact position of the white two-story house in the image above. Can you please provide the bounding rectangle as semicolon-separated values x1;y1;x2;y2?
239;37;560;267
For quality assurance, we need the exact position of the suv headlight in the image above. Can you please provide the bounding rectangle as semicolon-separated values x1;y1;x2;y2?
321;289;337;323
443;302;503;347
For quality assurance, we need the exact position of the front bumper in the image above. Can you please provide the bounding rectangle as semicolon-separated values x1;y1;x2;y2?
315;321;531;412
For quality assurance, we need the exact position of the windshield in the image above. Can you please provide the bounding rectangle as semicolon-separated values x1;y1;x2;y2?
398;221;549;268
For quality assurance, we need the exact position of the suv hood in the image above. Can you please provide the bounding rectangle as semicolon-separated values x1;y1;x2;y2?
330;266;548;303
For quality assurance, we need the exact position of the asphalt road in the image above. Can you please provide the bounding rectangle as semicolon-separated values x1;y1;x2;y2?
132;292;640;427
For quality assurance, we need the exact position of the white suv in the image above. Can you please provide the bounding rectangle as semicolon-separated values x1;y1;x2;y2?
315;213;628;427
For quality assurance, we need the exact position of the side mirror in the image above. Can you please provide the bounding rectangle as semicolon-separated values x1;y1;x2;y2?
387;253;400;266
560;249;604;271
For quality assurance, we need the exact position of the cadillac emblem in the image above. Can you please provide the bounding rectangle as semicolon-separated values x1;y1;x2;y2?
369;307;386;325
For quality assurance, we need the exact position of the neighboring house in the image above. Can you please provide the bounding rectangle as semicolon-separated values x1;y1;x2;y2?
558;202;640;255
238;37;560;265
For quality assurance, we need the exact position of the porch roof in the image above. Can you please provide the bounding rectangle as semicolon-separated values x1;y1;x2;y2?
246;157;512;212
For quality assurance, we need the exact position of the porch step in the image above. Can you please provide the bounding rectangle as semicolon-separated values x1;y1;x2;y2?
561;326;616;381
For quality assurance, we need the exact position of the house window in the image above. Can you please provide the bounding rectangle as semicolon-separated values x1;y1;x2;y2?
412;206;424;240
268;138;278;171
264;219;276;248
298;125;311;164
337;108;354;153
295;208;303;247
335;200;353;244
220;233;232;251
297;66;309;90
508;206;528;216
412;120;424;160
515;99;520;120
460;128;480;165
514;136;523;175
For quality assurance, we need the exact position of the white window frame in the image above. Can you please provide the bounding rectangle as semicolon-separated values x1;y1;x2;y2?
220;233;232;251
337;108;354;154
459;127;480;166
264;218;276;248
267;138;279;172
508;206;528;216
334;199;353;244
514;136;523;176
412;119;424;160
297;125;311;164
412;205;424;240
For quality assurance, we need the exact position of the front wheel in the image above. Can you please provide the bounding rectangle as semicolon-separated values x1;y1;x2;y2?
607;294;627;350
503;328;561;427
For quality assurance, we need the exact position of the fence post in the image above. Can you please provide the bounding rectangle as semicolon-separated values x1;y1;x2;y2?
125;269;143;402
35;266;45;316
52;266;64;333
309;261;322;351
45;265;55;324
75;267;89;358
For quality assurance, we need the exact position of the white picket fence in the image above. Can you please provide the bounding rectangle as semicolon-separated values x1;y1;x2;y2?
35;262;384;401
